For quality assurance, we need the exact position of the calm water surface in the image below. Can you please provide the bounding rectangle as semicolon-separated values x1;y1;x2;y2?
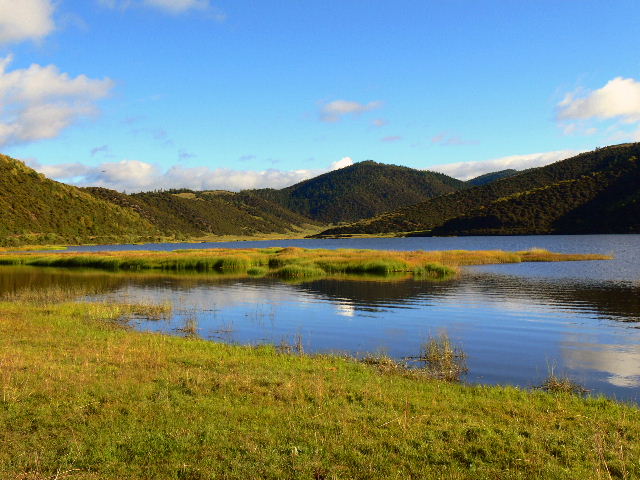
5;235;640;401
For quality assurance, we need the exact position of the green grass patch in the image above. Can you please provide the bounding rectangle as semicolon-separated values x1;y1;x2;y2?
0;299;638;479
413;262;457;280
270;263;326;279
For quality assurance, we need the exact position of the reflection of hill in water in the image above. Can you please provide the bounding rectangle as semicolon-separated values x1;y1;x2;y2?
1;266;639;323
0;267;249;298
456;273;640;322
294;274;640;322
0;267;128;296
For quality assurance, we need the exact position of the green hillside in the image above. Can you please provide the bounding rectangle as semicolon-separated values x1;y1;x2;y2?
317;143;640;236
85;188;319;238
0;154;161;247
248;161;466;224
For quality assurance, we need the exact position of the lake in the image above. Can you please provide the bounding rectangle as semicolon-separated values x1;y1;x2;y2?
4;234;640;401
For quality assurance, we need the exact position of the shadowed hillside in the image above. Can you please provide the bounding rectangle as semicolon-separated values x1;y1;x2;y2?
466;169;519;187
247;161;466;223
317;143;640;236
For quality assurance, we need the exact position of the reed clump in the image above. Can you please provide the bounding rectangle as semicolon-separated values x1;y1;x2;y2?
539;370;590;396
408;333;468;382
119;301;173;322
176;316;199;336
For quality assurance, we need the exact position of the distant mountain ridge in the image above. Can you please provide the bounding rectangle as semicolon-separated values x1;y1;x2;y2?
4;156;470;246
246;160;466;223
317;143;640;237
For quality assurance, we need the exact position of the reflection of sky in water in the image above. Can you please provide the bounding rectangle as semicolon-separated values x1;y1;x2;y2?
561;337;640;388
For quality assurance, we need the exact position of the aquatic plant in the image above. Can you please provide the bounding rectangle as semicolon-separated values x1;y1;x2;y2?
539;366;589;395
410;333;468;382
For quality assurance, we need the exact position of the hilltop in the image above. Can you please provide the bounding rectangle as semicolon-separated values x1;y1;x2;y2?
247;160;466;223
317;143;640;237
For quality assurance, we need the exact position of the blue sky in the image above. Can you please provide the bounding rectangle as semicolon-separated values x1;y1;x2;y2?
1;0;639;191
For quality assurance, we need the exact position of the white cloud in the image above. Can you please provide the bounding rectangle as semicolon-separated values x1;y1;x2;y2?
27;157;358;192
0;55;114;146
558;77;640;121
320;99;382;122
0;0;55;45
430;149;582;181
557;78;640;141
330;157;353;170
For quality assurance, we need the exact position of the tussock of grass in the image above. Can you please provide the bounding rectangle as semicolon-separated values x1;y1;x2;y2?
176;316;199;336
119;301;173;322
0;299;638;479
539;370;590;396
413;262;455;279
246;266;268;276
270;264;326;279
407;333;468;382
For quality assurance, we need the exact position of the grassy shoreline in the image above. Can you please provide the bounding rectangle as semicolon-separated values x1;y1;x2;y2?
0;247;611;281
1;299;638;479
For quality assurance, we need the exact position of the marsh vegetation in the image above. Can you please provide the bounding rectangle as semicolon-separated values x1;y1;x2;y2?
0;247;610;282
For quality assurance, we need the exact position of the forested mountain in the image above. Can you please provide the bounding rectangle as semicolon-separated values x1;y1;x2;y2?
0;154;161;246
247;161;466;223
85;188;318;238
4;144;639;246
466;169;519;187
317;143;640;237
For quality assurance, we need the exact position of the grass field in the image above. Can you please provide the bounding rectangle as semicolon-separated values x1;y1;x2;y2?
0;297;638;479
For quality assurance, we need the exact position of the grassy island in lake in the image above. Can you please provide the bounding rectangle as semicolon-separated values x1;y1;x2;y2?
0;247;611;281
